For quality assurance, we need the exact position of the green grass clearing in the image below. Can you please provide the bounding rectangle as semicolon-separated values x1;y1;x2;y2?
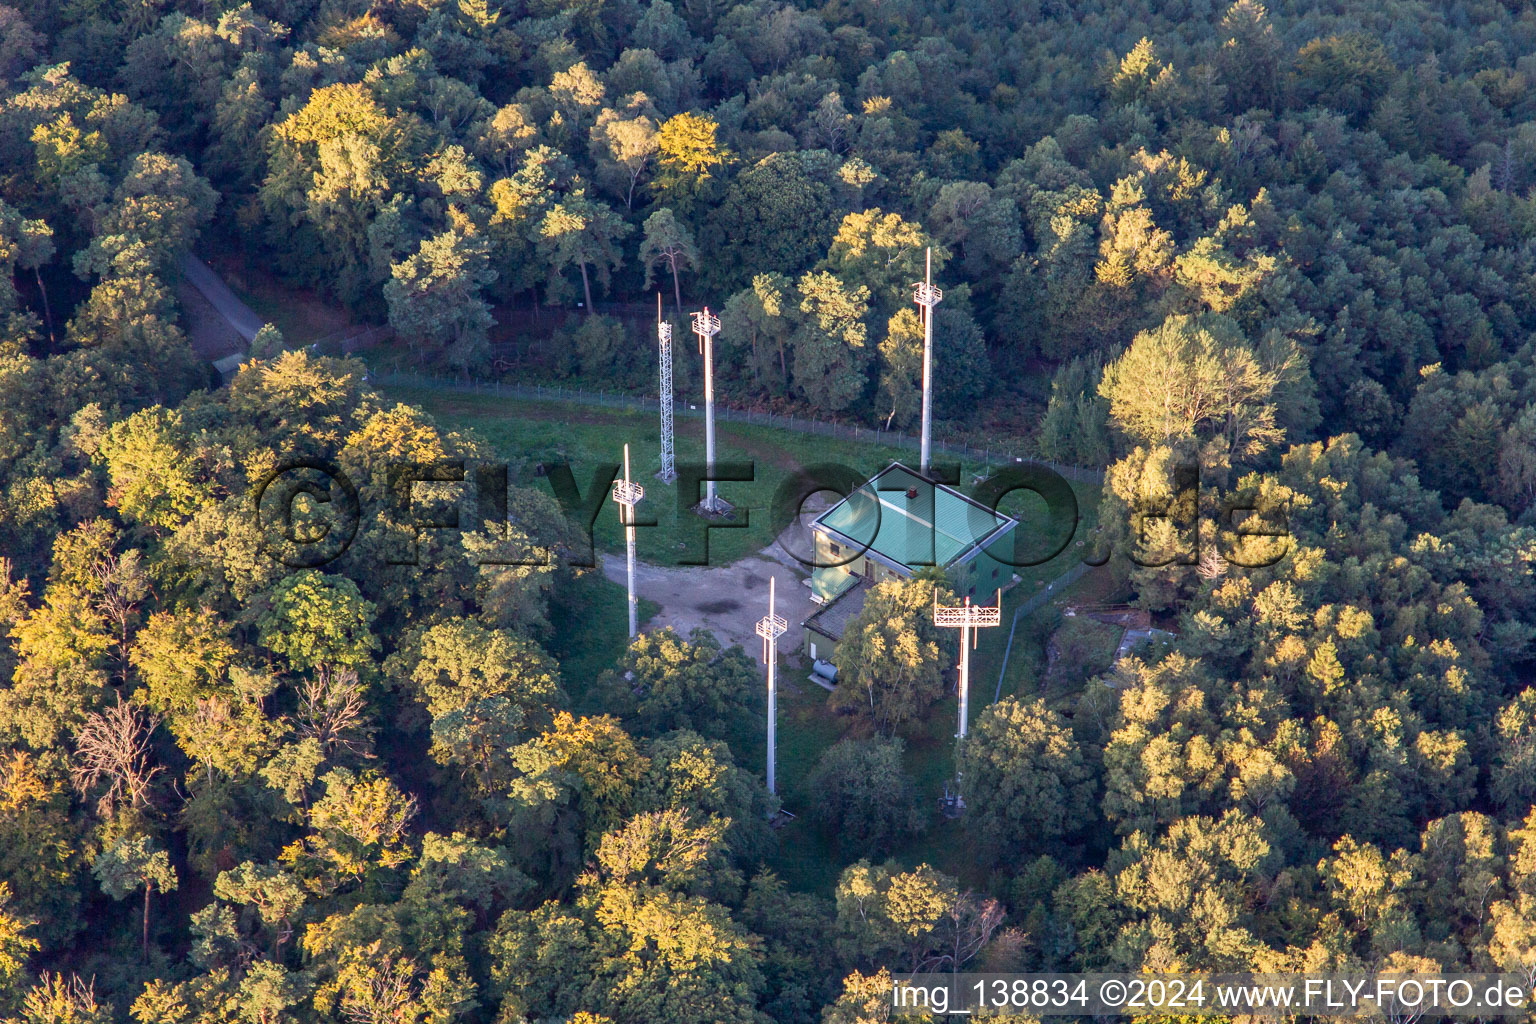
546;570;660;715
386;380;1112;892
380;383;1102;572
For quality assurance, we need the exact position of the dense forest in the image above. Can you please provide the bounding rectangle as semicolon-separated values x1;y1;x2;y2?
1;0;1536;1020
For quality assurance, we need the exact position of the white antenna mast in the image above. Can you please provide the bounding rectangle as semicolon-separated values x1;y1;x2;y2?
755;576;787;795
611;443;645;639
691;307;726;513
933;587;1001;741
913;247;943;476
656;294;676;483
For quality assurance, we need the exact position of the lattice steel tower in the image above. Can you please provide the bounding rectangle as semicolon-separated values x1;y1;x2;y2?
656;295;676;483
913;247;943;475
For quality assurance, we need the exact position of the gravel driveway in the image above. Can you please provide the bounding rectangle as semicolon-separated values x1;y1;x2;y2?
600;537;819;666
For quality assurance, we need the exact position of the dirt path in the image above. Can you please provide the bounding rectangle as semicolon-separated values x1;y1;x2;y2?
601;536;819;666
176;272;246;364
180;254;264;343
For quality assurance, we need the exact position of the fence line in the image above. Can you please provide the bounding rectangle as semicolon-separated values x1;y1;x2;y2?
994;560;1094;703
313;324;393;355
374;369;1106;487
373;367;1103;696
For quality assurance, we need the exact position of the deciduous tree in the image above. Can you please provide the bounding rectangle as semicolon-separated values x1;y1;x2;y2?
606;627;755;739
92;834;177;958
639;208;696;314
256;573;379;674
652;112;729;210
383;220;497;370
960;698;1096;864
829;576;951;735
805;737;925;855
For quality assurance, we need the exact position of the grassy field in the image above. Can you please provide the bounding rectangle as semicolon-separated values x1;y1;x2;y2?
380;383;1102;571
546;570;661;714
379;378;1114;893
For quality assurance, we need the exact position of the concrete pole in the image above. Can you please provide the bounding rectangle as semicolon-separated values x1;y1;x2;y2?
756;575;787;797
702;312;718;511
921;248;933;475
766;577;777;795
623;444;637;639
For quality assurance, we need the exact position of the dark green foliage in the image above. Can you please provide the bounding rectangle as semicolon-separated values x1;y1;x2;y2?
960;698;1096;865
2;0;1536;1019
804;737;925;856
1038;356;1112;467
602;626;758;740
705;152;835;294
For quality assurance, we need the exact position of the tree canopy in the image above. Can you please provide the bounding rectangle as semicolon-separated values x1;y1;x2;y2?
1;0;1535;1020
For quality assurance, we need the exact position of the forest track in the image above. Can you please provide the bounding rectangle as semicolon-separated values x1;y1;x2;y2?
180;253;264;343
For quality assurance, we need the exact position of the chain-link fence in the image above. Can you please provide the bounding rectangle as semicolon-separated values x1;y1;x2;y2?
994;560;1095;702
375;369;1106;487
313;324;392;355
374;368;1106;698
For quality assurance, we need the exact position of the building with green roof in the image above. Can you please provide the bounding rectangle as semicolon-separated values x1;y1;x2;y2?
801;462;1019;660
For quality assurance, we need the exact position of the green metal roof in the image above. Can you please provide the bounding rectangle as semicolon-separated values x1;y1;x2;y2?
814;463;1015;572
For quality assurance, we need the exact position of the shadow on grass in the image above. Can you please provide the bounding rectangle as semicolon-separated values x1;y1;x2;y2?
548;570;661;715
